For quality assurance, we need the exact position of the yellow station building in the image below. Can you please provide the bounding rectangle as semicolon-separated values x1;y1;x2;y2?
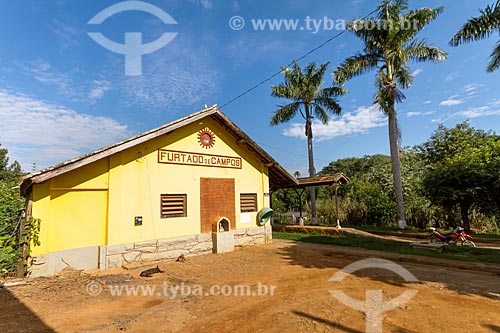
20;106;298;277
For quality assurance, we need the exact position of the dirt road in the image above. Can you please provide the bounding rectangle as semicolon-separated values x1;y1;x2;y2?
1;239;500;333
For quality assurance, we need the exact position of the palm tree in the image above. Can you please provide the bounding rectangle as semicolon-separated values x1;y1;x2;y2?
333;0;447;229
271;61;345;225
450;1;500;72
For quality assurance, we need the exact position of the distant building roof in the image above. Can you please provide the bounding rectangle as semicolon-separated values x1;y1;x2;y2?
287;173;350;189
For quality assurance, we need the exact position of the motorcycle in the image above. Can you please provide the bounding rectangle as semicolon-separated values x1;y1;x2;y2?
429;227;476;247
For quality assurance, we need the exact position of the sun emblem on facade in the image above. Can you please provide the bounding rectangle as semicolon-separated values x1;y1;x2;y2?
197;127;216;149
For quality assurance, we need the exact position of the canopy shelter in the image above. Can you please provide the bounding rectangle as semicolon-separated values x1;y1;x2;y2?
271;173;350;228
289;173;349;189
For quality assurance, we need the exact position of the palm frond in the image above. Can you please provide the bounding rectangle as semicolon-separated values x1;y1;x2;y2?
377;0;409;21
487;39;500;72
270;102;302;126
310;62;329;85
405;39;448;63
312;104;329;124
271;84;296;99
450;1;500;46
319;86;348;98
334;53;380;84
314;88;344;117
394;65;413;89
347;19;383;43
306;62;329;101
400;6;444;42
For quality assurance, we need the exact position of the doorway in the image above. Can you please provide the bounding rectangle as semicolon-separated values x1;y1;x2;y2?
200;178;236;233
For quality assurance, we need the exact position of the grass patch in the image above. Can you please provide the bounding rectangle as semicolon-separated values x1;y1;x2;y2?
273;231;500;265
344;225;500;238
343;224;427;233
474;233;500;240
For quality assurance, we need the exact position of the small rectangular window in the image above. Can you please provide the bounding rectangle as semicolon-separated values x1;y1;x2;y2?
161;194;187;218
240;193;257;212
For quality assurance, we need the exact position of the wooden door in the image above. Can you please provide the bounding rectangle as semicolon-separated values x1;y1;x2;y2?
200;178;235;233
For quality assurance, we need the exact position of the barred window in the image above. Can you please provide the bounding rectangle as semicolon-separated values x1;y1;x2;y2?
161;194;187;218
240;193;257;212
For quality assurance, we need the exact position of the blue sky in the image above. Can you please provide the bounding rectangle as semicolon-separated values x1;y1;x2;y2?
0;0;499;176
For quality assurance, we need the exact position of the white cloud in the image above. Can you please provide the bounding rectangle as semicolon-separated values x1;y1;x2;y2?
412;68;423;76
14;46;220;111
439;98;465;106
189;0;213;9
424;100;432;104
201;0;213;8
282;105;386;142
461;83;484;97
445;71;461;82
406;110;435;118
337;43;347;51
14;60;116;104
458;100;500;118
88;80;112;102
47;19;81;49
19;60;76;97
121;45;219;110
432;99;500;123
0;89;129;170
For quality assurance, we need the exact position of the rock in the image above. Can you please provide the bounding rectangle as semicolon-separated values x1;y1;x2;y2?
158;249;189;260
197;233;212;243
136;246;157;253
140;253;160;262
189;242;213;253
107;255;123;269
247;227;264;236
134;240;158;248
234;236;254;246
122;251;141;263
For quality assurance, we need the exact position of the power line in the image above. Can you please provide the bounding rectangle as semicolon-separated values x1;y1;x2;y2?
219;8;378;109
256;141;331;164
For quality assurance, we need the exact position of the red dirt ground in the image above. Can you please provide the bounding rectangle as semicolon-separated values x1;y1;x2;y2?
1;239;500;333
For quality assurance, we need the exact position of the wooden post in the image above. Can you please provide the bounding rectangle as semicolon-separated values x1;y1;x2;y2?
15;200;32;278
15;209;26;278
334;184;341;229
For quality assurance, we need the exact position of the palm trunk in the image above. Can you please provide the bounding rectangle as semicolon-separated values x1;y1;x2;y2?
388;111;406;229
306;117;317;225
460;202;471;233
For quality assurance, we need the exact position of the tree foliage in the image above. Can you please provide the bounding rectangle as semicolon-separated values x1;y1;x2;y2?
0;145;26;275
270;61;346;224
333;0;447;229
418;122;500;231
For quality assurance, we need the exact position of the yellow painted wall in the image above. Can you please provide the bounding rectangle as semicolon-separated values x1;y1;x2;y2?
31;182;51;255
48;190;107;252
31;159;110;255
50;158;109;190
31;116;271;254
107;117;269;245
